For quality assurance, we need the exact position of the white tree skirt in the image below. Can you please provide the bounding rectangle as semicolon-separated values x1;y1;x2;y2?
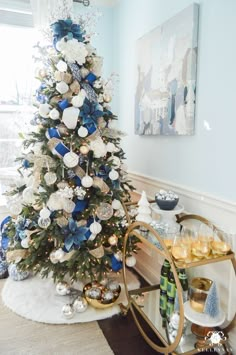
1;270;139;324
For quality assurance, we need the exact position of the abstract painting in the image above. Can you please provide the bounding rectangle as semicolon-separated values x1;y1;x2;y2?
135;4;199;135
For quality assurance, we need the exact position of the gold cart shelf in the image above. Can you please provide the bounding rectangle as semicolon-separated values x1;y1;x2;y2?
121;220;235;355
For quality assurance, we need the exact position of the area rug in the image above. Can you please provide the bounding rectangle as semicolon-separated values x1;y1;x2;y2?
1;270;139;324
0;280;113;355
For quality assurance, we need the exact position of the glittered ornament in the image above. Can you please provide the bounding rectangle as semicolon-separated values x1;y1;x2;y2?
85;287;101;299
38;217;51;229
108;235;118;246
96;203;113;220
74;186;86;200
81;175;93;188
22;187;37;204
62;107;79;129
39;207;51;219
102;290;114;302
109;169;119;181
63;199;75;213
62;304;75;319
78;126;88;138
79;145;89;155
44;172;57;186
63;152;79;168
107;280;120;292
126;255;137;267
49;108;60;120
8;264;29;281
56;281;71;296
73;296;88;313
89;221;102;235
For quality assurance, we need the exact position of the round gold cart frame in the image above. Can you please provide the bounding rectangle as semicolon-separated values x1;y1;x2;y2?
121;211;236;355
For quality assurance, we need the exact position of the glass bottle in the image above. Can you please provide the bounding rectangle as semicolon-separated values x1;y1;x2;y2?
167;269;176;299
166;297;175;321
159;290;167;317
160;259;171;293
178;268;189;303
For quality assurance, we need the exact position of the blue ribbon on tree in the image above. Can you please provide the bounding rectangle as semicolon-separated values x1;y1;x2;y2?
36;83;47;104
73;199;88;213
1;216;11;250
22;159;30;169
53;142;70;157
84;122;97;135
85;72;97;85
47;128;61;140
51;19;85;47
62;218;88;252
58;99;70;111
111;254;123;271
80;98;104;127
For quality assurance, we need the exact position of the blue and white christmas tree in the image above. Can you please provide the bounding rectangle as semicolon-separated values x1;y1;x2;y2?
203;282;220;318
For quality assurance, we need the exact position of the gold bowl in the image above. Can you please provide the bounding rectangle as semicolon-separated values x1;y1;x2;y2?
189;277;213;313
83;281;121;309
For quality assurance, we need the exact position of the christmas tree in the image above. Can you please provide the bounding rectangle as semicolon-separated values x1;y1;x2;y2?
4;16;137;283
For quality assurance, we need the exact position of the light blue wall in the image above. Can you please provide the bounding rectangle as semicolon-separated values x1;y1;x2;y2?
112;0;236;202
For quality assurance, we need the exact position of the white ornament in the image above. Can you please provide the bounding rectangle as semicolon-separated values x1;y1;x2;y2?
62;107;79;129
79;145;89;155
108;155;121;169
109;169;119;181
81;175;93;188
47;192;63;211
78;126;88;138
89;221;102;235
112;199;122;210
9;202;22;216
63;199;75;213
39;207;51;219
56;81;69;94
80;68;89;78
44;172;57;185
54;248;65;262
50;250;58;264
22;187;37;204
106;142;116;153
71;90;86;108
38;217;51;229
56;281;71;295
126;255;137;267
89;137;107;158
63;152;79;168
62;304;75;319
103;94;112;103
108;235;118;246
49;108;60;120
21;237;30;249
39;103;51;118
56;60;68;72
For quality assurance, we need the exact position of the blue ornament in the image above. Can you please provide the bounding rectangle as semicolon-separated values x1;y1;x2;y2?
8;264;29;281
111;255;123;272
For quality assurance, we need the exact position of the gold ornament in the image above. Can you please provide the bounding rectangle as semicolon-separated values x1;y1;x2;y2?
6;249;29;263
70;80;81;94
92;177;110;193
108;235;118;246
74;166;86;179
79;145;90;155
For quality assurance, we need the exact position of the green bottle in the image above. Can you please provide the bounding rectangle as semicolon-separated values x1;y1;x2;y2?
159;290;167;317
178;268;189;303
167;269;176;298
160;259;171;292
166;297;175;321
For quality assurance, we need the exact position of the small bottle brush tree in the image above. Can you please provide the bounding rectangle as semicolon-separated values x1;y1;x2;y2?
4;17;137;282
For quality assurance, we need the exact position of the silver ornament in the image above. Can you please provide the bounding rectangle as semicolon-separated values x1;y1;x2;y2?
102;290;114;302
107;280;120;292
78;126;88;137
96;203;113;220
85;287;101;300
56;281;71;296
44;172;57;186
49;250;58;264
62;303;75;319
8;264;29;281
109;169;119;181
38;217;51;229
54;248;65;262
89;221;102;235
73;296;88;313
